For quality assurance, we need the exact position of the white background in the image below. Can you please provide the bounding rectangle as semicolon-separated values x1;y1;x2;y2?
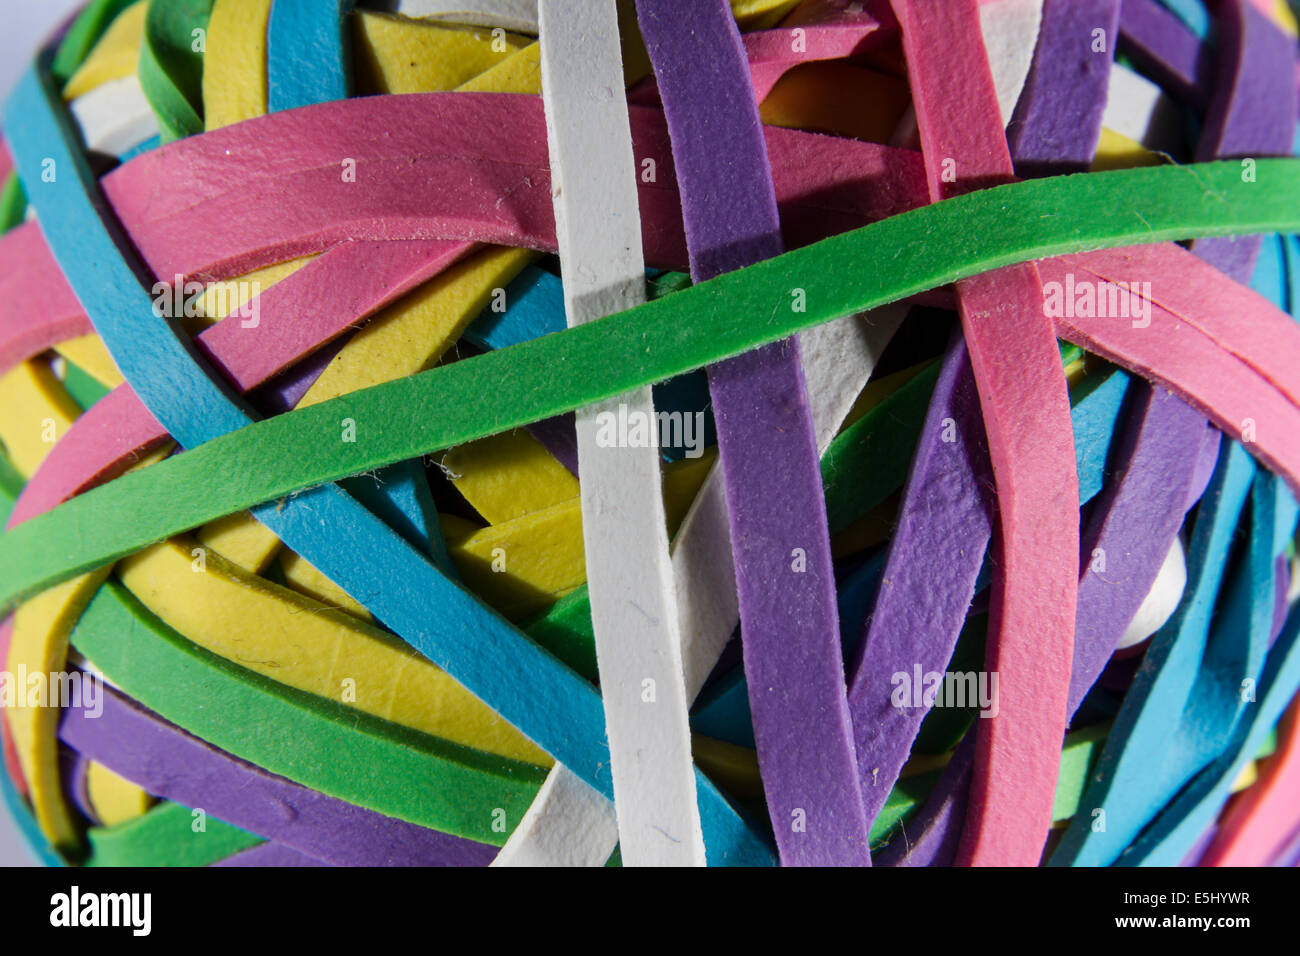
1;0;87;869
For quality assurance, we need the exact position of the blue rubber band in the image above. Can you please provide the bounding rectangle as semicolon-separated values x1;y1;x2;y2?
1052;439;1256;866
266;0;355;112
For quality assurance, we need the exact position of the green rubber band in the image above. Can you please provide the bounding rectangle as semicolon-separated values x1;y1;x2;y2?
137;0;213;143
869;769;939;849
60;358;112;411
0;174;27;233
1050;720;1111;823
71;579;547;846
86;799;261;868
823;360;942;533
50;0;141;86
4;159;1299;611
522;584;599;685
91;806;260;868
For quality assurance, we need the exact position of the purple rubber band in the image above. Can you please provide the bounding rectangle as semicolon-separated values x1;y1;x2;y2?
215;842;334;867
845;330;994;826
1271;822;1300;867
59;681;497;867
635;0;871;865
1180;822;1218;865
1118;0;1213;107
1192;0;1298;277
1009;0;1120;176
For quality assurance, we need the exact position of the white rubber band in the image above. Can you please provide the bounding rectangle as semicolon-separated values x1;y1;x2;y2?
393;0;539;32
68;75;159;157
1103;62;1183;153
534;0;705;867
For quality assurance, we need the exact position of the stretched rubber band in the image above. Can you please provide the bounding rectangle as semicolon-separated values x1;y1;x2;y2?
537;0;704;866
892;0;1080;866
637;0;872;866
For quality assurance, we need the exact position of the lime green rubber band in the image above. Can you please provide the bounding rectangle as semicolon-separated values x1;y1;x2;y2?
86;799;261;868
3;159;1299;611
71;580;547;846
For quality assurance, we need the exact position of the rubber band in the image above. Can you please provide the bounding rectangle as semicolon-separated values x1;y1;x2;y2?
6;570;112;848
72;578;549;845
51;0;140;88
7;238;465;528
92;95;924;283
61;680;499;866
61;1;147;101
394;0;541;33
1201;701;1300;865
978;0;1044;126
267;0;355;111
1117;564;1300;866
67;76;159;158
83;761;150;827
116;538;549;764
1118;0;1213;107
7;55;773;867
879;1;1297;864
892;0;1080;866
202;0;271;130
845;331;994;829
445;431;578;525
85;799;260;868
1191;0;1298;281
637;0;872;866
1102;64;1185;154
137;0;213;142
352;11;528;95
1008;0;1118;175
537;0;704;866
214;842;330;867
1052;441;1258;865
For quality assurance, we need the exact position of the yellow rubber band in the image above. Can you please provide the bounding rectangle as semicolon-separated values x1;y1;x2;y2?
203;0;272;130
85;760;153;826
115;537;551;767
62;1;148;101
